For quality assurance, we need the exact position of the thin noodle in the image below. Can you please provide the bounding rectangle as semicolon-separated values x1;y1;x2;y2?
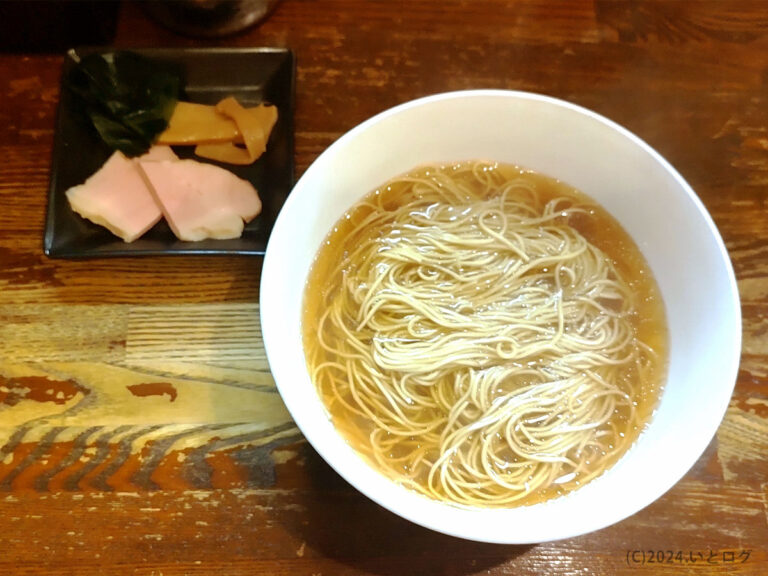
304;161;664;507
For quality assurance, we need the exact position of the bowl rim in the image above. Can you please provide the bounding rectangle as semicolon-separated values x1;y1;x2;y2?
260;89;742;543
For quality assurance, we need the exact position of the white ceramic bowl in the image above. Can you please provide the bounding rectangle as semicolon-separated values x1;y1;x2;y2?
260;90;741;543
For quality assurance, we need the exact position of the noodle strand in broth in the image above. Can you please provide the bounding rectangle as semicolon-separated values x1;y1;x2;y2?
304;161;666;507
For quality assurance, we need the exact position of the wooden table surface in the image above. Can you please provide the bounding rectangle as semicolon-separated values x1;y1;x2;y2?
1;1;767;574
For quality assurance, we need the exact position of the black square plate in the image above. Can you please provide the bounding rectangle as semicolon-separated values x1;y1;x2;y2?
44;47;294;258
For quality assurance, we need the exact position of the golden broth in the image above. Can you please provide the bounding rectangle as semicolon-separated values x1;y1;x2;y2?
303;161;668;507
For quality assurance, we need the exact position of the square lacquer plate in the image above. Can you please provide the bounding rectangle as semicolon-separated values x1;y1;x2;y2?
44;47;295;257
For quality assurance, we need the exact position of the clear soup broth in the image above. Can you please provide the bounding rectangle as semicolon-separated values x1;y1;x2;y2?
303;161;668;508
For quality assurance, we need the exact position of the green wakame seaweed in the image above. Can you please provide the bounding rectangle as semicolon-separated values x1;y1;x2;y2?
66;51;181;156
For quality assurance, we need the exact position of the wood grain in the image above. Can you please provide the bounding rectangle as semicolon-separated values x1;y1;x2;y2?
1;0;767;574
